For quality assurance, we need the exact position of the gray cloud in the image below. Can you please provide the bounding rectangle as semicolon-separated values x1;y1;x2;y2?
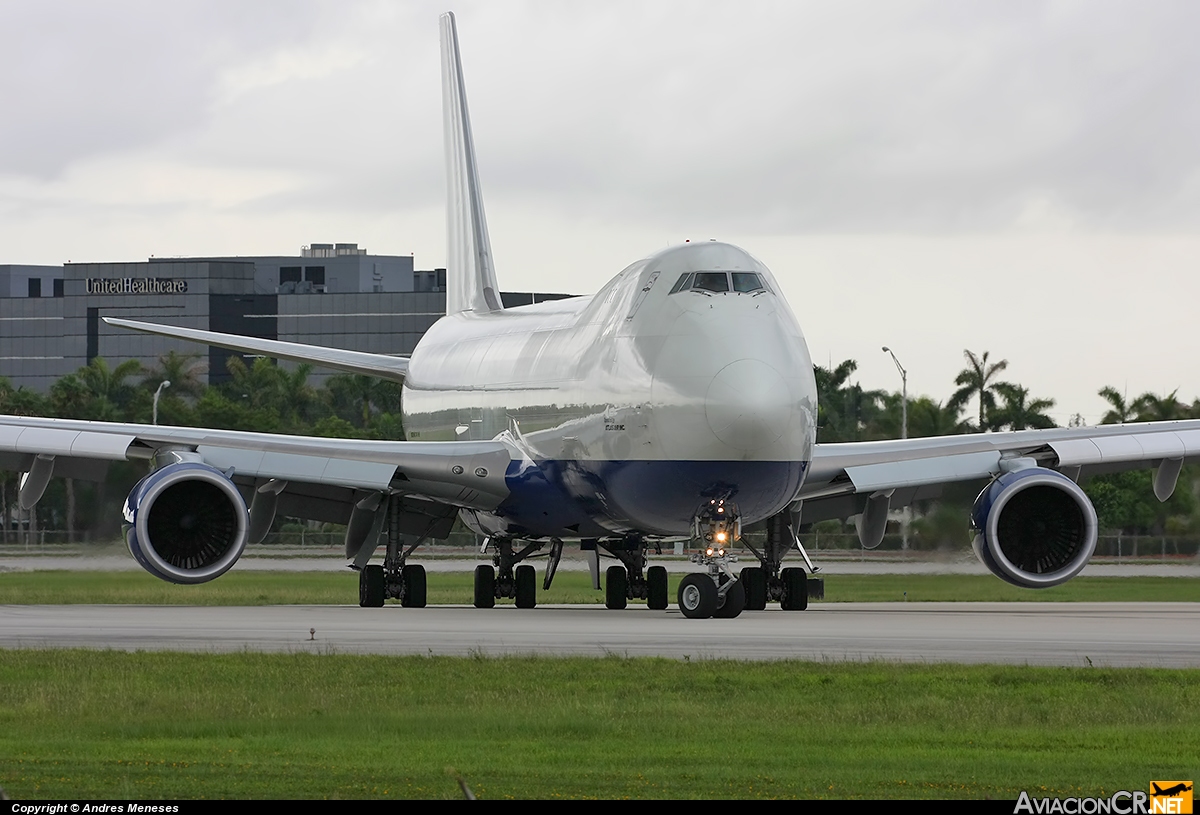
3;0;1199;234
459;1;1200;232
0;1;332;177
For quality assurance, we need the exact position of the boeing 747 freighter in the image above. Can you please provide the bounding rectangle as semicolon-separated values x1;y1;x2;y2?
3;12;1199;618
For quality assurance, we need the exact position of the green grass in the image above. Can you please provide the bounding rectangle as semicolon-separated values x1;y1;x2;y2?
0;650;1197;799
1;569;1198;605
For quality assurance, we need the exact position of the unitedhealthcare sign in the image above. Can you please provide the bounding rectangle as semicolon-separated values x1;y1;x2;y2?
85;277;189;294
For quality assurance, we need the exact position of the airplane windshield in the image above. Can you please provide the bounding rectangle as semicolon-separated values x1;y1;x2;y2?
668;273;694;294
669;271;772;295
732;272;767;293
691;272;729;293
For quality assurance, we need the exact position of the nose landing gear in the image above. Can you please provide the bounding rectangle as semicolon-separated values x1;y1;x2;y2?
678;498;746;618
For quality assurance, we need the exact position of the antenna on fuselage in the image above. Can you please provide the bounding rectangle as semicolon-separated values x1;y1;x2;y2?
440;11;503;315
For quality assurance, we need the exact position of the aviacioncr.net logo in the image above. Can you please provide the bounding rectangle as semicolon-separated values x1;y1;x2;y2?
1149;782;1194;815
1014;791;1148;814
1015;784;1194;815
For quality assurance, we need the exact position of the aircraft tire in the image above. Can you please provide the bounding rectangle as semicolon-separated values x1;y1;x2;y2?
677;573;717;619
781;568;808;611
605;565;628;610
713;576;746;618
740;567;767;610
473;565;496;608
515;564;537;608
401;564;427;608
646;565;669;610
359;564;385;608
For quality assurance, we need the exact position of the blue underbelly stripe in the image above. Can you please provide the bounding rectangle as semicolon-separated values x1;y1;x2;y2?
497;458;808;538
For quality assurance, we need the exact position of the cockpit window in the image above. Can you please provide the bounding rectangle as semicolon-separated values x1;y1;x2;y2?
669;272;694;294
732;272;767;293
669;271;774;296
691;272;729;293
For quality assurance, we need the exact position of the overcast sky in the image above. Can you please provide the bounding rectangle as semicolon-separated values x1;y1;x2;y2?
2;0;1199;424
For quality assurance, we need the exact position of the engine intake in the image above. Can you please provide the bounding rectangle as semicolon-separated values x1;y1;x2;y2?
970;466;1097;588
124;462;249;584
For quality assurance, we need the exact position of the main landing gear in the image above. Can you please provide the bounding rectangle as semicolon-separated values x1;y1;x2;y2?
594;536;669;610
358;497;428;608
472;536;564;609
738;511;822;611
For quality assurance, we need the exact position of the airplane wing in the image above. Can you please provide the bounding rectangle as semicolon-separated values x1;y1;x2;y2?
788;419;1200;590
797;419;1200;554
103;317;410;382
0;414;510;511
0;413;516;583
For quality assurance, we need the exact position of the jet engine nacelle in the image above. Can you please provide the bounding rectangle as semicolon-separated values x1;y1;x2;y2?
123;461;249;584
970;466;1098;589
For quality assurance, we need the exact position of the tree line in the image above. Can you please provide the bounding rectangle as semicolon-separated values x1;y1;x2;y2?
816;349;1200;443
0;352;404;541
815;349;1200;546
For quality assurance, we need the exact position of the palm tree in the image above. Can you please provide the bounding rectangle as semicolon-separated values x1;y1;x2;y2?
223;356;284;412
906;397;969;438
948;350;1010;431
813;359;858;439
144;350;207;401
277;363;318;428
991;383;1056;430
76;358;144;420
326;374;404;430
1132;390;1187;422
1;378;49;417
812;360;885;442
1098;386;1133;424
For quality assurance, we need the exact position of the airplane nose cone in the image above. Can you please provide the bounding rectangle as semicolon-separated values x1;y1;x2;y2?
705;359;793;453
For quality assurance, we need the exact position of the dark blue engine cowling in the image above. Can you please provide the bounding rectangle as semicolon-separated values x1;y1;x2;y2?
123;462;249;584
970;466;1098;588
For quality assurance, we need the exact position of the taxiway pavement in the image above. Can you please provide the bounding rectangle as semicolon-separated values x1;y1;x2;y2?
2;602;1196;667
4;553;1199;577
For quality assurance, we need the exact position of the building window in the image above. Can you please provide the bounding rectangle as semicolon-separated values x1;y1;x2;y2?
86;308;99;362
304;266;325;285
279;267;301;285
27;278;41;298
53;279;64;298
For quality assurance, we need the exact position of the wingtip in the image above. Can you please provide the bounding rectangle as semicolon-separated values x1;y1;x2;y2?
102;316;136;327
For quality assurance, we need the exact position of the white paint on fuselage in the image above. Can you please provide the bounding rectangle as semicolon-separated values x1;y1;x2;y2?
403;242;816;467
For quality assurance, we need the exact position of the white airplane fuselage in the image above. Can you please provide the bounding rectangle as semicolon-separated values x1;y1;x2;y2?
403;241;817;539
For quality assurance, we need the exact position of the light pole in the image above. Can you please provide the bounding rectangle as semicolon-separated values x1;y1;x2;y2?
881;347;907;440
152;380;171;425
881;347;909;550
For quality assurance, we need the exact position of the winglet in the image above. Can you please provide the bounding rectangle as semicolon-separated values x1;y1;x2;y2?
440;11;503;315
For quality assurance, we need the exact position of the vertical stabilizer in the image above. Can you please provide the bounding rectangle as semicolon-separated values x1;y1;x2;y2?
440;11;502;315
